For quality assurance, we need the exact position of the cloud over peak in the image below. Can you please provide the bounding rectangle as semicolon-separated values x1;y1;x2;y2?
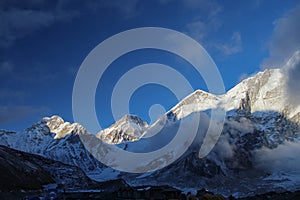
284;50;300;105
216;31;243;55
262;5;300;69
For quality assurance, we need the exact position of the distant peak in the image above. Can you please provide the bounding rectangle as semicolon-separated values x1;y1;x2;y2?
41;115;65;132
97;114;148;144
42;115;64;124
193;89;220;96
121;114;139;120
258;68;282;77
121;114;135;120
39;115;86;139
240;68;282;83
116;114;148;126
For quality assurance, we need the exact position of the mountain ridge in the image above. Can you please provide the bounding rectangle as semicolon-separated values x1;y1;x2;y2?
0;68;299;196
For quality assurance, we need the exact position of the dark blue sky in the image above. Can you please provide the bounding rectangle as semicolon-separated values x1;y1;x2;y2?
0;0;299;132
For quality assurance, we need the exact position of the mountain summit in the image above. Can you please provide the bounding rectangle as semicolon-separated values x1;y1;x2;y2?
96;114;148;144
42;115;87;139
170;68;299;123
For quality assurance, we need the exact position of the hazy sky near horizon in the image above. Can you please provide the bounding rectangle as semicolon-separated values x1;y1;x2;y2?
0;0;299;132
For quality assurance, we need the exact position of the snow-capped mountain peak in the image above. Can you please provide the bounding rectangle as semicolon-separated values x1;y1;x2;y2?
96;114;148;144
169;89;220;120
168;68;299;122
42;115;87;139
224;68;287;113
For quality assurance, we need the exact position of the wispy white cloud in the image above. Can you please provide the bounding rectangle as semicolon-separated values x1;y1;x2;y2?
0;60;60;91
239;73;250;82
0;0;140;47
260;4;300;105
0;89;27;102
186;20;207;42
184;0;221;16
0;105;49;125
185;0;222;30
8;62;58;83
261;5;300;69
67;66;78;77
0;0;78;47
238;70;260;82
158;0;173;4
252;0;264;9
254;141;300;177
106;0;140;18
183;0;223;54
0;61;14;74
85;0;140;18
283;50;300;105
186;18;221;43
216;31;243;55
182;0;245;57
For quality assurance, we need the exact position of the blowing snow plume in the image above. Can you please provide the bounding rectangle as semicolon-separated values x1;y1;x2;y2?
261;4;300;106
284;50;300;105
254;141;300;182
262;5;300;69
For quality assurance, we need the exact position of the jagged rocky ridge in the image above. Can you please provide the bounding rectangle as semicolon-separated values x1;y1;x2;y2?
0;68;299;196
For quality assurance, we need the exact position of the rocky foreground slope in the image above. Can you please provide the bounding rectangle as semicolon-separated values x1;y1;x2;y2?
0;145;99;191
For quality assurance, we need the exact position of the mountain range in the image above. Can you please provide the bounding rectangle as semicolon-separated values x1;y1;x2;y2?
0;68;299;197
